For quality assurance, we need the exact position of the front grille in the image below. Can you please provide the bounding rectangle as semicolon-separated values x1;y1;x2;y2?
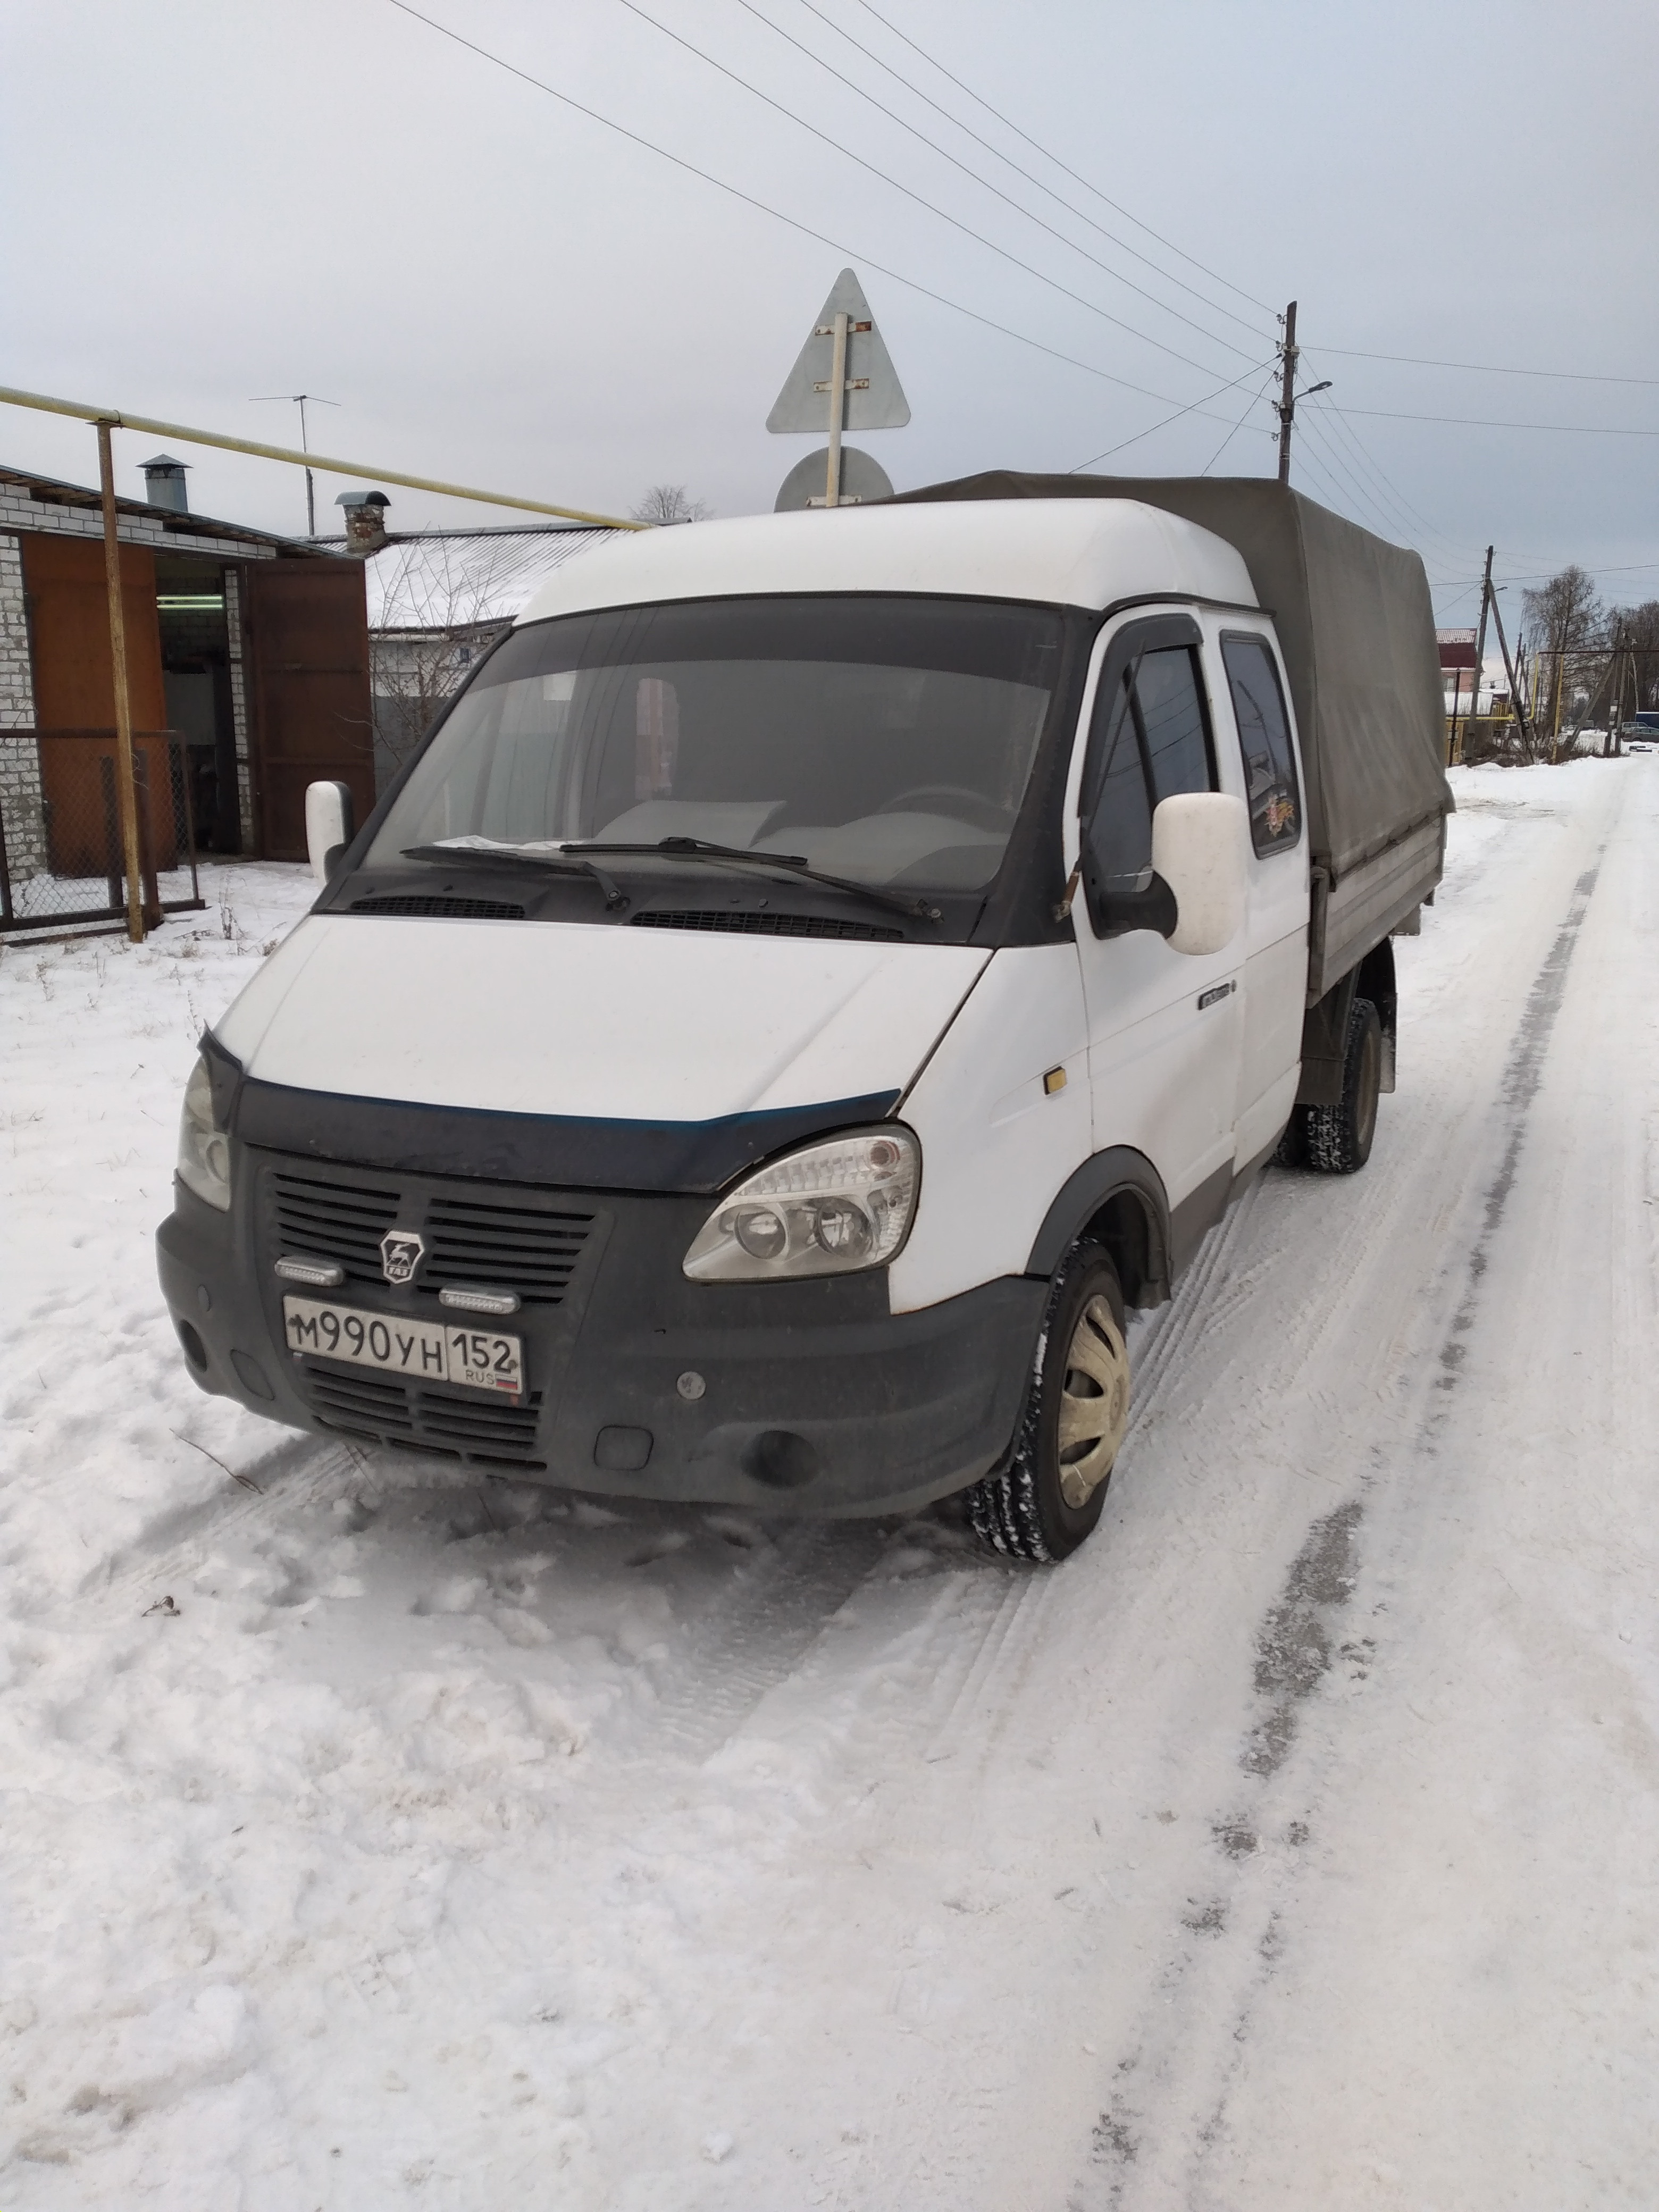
352;894;526;920
425;1195;594;1303
268;1169;597;1305
272;1170;400;1286
631;909;903;942
300;1362;546;1467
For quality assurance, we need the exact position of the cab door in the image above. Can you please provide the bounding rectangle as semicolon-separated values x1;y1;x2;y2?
1216;630;1309;1167
1073;613;1245;1246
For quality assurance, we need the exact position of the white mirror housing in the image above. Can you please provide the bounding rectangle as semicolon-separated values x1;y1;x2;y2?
305;780;354;884
1151;792;1247;957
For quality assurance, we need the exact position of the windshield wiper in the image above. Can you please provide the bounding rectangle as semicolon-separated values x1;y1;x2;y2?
400;843;629;909
564;837;942;925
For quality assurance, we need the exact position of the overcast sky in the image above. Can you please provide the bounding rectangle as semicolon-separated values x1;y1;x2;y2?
4;0;1656;626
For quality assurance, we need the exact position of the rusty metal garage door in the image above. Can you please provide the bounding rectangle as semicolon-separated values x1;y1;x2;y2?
244;558;375;861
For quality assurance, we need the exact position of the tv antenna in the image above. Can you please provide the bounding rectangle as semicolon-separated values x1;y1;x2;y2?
250;392;340;535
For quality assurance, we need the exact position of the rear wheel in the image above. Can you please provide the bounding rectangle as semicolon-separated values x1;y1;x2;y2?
965;1246;1130;1563
1305;995;1381;1174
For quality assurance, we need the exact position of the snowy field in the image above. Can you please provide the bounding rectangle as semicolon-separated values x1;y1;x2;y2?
2;759;1656;2208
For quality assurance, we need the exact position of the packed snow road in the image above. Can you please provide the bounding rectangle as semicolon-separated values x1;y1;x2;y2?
3;758;1656;2209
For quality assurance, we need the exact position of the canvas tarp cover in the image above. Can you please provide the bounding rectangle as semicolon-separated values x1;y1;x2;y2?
890;472;1452;885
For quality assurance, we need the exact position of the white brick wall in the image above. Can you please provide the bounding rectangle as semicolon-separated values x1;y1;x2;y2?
223;565;256;850
0;532;47;893
0;738;49;894
0;531;33;726
0;482;281;564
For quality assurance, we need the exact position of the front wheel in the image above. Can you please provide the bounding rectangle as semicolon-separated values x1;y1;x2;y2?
965;1246;1131;1562
1305;995;1381;1174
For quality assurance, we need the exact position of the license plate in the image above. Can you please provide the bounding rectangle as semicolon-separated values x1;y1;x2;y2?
282;1295;524;1397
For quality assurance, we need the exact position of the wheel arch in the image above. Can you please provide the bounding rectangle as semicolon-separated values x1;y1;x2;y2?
1025;1147;1171;1310
1357;937;1397;1092
1298;941;1397;1107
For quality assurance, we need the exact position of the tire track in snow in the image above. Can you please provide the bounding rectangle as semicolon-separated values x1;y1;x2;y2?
1083;793;1620;2211
884;1179;1278;1785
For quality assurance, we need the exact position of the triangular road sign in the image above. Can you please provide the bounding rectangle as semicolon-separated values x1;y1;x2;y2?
767;269;910;434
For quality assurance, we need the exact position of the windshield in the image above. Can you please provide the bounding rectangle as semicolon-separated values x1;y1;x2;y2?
366;596;1066;892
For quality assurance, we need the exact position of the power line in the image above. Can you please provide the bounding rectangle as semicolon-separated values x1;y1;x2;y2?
1297;386;1482;565
612;0;1246;381
1489;559;1659;587
850;0;1277;318
1069;359;1277;472
1201;371;1279;476
381;0;1252;425
1299;375;1447;526
777;0;1273;343
1293;409;1420;542
1286;437;1371;530
1340;404;1659;438
1313;345;1659;390
725;0;1262;361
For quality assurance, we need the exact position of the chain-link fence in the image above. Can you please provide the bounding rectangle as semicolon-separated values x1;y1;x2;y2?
0;730;204;935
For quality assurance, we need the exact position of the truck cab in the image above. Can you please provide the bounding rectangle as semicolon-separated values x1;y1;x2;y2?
157;490;1446;1560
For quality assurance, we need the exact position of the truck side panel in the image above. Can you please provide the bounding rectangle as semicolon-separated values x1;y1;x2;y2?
1308;815;1445;1003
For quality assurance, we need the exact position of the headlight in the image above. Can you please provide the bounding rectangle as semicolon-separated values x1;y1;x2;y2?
177;1054;231;1210
683;1126;920;1282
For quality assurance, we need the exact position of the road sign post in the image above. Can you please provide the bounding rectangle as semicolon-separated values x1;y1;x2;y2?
825;310;849;507
769;270;909;511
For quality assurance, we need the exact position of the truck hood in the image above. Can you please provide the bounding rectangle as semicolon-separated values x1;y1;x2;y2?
214;912;988;1128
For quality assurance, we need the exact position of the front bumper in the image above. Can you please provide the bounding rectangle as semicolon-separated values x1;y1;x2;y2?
156;1146;1044;1516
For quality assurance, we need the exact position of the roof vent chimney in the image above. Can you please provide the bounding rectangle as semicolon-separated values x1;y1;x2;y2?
336;488;390;556
141;454;189;514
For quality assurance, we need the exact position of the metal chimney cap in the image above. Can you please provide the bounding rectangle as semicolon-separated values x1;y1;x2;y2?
140;453;189;472
335;488;390;510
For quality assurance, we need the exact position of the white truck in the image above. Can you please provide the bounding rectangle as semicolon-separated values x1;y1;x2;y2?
157;476;1450;1561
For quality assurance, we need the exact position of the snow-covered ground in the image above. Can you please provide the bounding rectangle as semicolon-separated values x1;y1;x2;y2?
3;761;1656;2208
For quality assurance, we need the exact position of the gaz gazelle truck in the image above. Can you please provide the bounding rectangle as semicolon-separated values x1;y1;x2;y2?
157;474;1451;1560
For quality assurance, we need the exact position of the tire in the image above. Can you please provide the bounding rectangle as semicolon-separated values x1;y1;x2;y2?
1304;995;1381;1175
1273;1110;1309;1169
965;1246;1131;1563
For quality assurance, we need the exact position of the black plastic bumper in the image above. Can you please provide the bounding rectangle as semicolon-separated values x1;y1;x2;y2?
156;1151;1044;1516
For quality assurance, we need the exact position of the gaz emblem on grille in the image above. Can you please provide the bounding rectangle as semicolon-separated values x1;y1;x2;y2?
380;1228;425;1285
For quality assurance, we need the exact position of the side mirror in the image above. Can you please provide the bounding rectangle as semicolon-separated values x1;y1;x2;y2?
1150;792;1247;956
305;781;354;885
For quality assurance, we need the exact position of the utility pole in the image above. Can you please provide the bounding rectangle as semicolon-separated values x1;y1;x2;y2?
95;418;145;943
1276;301;1298;485
1486;587;1537;760
1469;544;1495;747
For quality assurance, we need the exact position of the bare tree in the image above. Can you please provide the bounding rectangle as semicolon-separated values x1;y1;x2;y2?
1521;565;1606;754
1608;599;1659;714
367;538;517;784
631;484;711;525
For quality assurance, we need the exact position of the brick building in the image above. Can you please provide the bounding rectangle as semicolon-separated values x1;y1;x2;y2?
0;458;375;910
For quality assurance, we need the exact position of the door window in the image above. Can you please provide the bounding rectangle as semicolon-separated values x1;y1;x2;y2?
1221;635;1301;855
1136;647;1213;806
1080;636;1214;915
1085;675;1155;896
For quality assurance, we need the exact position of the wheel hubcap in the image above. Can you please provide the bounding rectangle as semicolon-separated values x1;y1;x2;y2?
1057;1294;1131;1509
